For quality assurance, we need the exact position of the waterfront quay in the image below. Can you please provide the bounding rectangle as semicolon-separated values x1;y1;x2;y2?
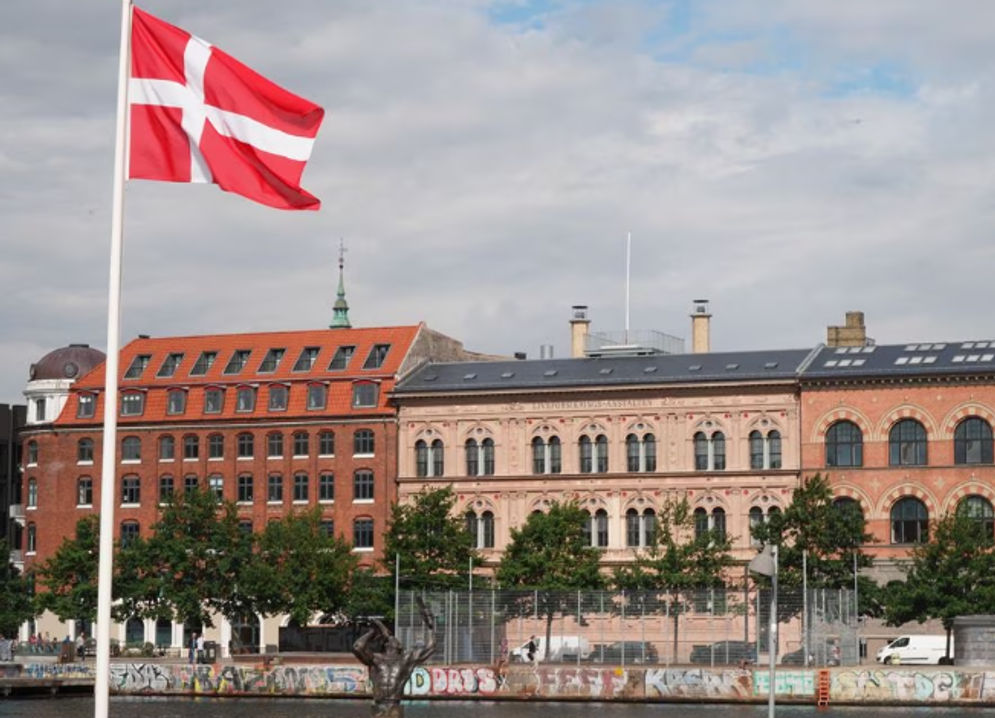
3;657;995;706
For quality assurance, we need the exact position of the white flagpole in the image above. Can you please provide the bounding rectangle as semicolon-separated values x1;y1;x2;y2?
95;1;132;716
624;231;631;344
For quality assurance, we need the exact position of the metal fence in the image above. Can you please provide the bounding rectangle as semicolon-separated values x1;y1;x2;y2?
396;587;858;668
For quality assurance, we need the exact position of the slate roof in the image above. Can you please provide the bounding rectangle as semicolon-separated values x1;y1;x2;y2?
394;348;814;394
801;340;995;380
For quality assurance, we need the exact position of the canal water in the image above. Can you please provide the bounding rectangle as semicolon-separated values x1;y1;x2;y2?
0;698;993;718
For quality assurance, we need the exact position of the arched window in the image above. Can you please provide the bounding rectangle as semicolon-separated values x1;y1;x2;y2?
354;429;375;455
595;435;608;472
750;430;783;470
826;420;863;467
533;436;562;474
353;518;374;549
958;495;995;537
121;475;140;504
954;418;994;465
267;432;284;458
769;431;782;469
183;434;199;460
594;509;609;547
549;437;561;474
693;507;709;539
626;507;656;548
120;520;140;547
353;470;374;501
579;436;592;473
749;507;764;546
532;437;545;474
626;433;657;473
711;507;726;541
626;435;640;472
712;433;725;470
466;510;495;549
125;617;144;645
77;477;93;506
749;431;764;470
694;433;708;470
579;434;608;473
237;432;254;459
891;497;928;544
466;438;494;477
430;439;444;476
27;478;37;508
77;438;94;463
694;431;725;471
415;440;429;477
889;419;927;466
122;436;141;462
482;438;495;475
293;431;309;457
26;441;38;465
693;506;725;540
416;439;444;477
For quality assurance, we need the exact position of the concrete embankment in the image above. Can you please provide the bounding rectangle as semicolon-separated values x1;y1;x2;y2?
4;661;995;705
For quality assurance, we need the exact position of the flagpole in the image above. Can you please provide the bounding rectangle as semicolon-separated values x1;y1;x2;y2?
95;1;132;716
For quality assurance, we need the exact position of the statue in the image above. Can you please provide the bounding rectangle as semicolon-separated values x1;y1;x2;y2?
352;599;436;718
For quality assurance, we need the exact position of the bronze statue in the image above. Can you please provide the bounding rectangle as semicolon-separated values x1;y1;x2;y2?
352;599;436;718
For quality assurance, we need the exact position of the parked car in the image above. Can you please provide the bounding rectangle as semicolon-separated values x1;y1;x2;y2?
689;640;756;665
588;641;658;664
877;635;952;665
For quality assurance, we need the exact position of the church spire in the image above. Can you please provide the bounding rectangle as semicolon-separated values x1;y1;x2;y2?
330;239;351;329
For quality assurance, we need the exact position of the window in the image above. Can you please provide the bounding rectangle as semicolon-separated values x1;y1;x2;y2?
35;398;46;422
77;477;93;506
157;353;184;378
190;351;217;376
183;435;199;460
769;431;782;469
293;431;309;457
749;430;782;470
352;382;378;408
415;439;444;477
224;349;252;375
267;432;284;458
363;344;390;369
236;387;256;412
712;507;726;541
891;497;928;544
77;393;96;419
208;434;224;459
958;495;995;537
693;507;726;541
328;345;355;370
319;473;334;501
121;475;140;504
465;438;495;476
120;521;140;547
203;388;224;414
353;470;374;501
27;478;37;508
354;429;374;455
889;419;927;466
579;436;592;473
183;475;198;494
954;418;994;465
267;474;284;502
26;524;37;554
237;433;254;459
293;473;309;502
353;518;374;549
166;389;187;415
122;436;141;462
121;392;144;416
159;435;175;461
626;433;656;472
694;431;726;471
293;346;320;372
583;509;609;548
78;438;94;463
466;510;495;549
319;520;335;537
532;436;562;474
307;383;327;410
124;354;150;379
625;508;656;548
749;431;764;470
208;474;223;499
826;420;863;467
239;520;253;534
237;475;253;503
694;433;708;470
26;440;38;465
258;348;285;373
159;475;174;502
749;507;764;546
268;385;289;411
318;431;335;456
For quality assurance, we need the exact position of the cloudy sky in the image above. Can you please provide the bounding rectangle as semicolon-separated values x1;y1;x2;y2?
3;0;995;404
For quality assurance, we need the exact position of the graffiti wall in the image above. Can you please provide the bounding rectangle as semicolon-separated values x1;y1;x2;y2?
646;668;752;699
108;663;366;696
753;670;815;697
406;667;497;696
22;663;95;680
831;669;992;703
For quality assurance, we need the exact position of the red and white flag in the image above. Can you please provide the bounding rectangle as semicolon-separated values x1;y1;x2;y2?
129;6;324;210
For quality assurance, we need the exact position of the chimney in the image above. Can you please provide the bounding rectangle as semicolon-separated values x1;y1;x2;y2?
827;311;868;348
569;305;590;358
690;299;711;353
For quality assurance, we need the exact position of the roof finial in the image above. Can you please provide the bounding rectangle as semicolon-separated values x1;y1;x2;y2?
330;238;351;329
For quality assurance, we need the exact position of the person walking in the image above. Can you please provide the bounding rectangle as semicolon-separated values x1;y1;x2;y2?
188;633;197;664
196;632;205;664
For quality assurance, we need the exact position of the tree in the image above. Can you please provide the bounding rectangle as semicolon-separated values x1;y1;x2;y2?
496;501;605;649
885;509;995;660
241;507;357;626
35;516;100;624
614;494;735;657
0;540;34;636
383;486;478;591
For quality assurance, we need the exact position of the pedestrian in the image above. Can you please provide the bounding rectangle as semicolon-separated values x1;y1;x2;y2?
526;635;538;666
188;633;197;664
76;633;86;661
196;632;205;664
495;637;509;686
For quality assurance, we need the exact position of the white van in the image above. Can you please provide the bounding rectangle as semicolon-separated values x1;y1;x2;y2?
510;635;591;663
876;635;952;665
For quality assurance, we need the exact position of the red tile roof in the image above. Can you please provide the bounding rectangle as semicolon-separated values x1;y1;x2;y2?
59;325;422;425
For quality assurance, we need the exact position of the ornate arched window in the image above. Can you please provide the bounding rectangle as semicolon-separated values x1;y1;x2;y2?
958;495;995;537
889;419;927;466
890;497;928;544
826;420;863;467
954;418;994;465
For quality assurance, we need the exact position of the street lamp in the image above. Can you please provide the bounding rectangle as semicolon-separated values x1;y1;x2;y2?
749;543;778;718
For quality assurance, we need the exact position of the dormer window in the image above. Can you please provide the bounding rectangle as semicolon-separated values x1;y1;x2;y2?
329;346;355;371
77;393;96;419
236;386;256;413
293;347;320;372
307;383;327;411
190;351;217;376
223;349;251;375
157;353;184;378
363;344;390;370
120;391;145;416
166;389;187;415
124;354;150;379
352;381;379;408
203;388;224;414
268;384;288;411
258;348;285;373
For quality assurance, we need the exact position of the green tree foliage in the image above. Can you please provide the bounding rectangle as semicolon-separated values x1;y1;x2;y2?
383;486;478;591
752;473;873;591
496;501;605;648
885;509;995;657
241;507;357;626
341;568;394;623
35;516;100;623
614;494;735;656
0;540;34;636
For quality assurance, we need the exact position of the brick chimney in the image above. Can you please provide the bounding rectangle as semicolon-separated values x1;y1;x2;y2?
690;299;711;353
827;311;868;348
569;305;590;358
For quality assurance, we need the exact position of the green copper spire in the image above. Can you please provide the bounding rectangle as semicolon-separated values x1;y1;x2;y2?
330;239;351;329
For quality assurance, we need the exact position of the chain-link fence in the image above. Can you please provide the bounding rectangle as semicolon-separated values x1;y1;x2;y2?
396;587;857;668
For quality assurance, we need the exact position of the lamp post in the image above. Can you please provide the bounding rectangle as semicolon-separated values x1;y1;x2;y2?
749;543;778;718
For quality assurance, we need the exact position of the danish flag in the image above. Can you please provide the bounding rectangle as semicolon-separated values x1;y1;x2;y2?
128;6;324;210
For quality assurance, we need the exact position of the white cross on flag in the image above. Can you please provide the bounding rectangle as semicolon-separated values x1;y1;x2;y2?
129;6;324;210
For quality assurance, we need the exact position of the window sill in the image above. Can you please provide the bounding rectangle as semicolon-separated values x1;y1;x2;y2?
319;499;335;504
183;458;199;462
237;500;253;505
352;547;374;553
292;455;309;460
318;454;335;459
292;500;308;505
208;457;223;462
77;461;94;466
26;506;37;511
267;455;283;461
77;504;93;509
353;499;374;504
353;453;374;459
121;503;140;508
237;456;253;461
121;459;141;465
267;500;283;505
159;458;175;463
